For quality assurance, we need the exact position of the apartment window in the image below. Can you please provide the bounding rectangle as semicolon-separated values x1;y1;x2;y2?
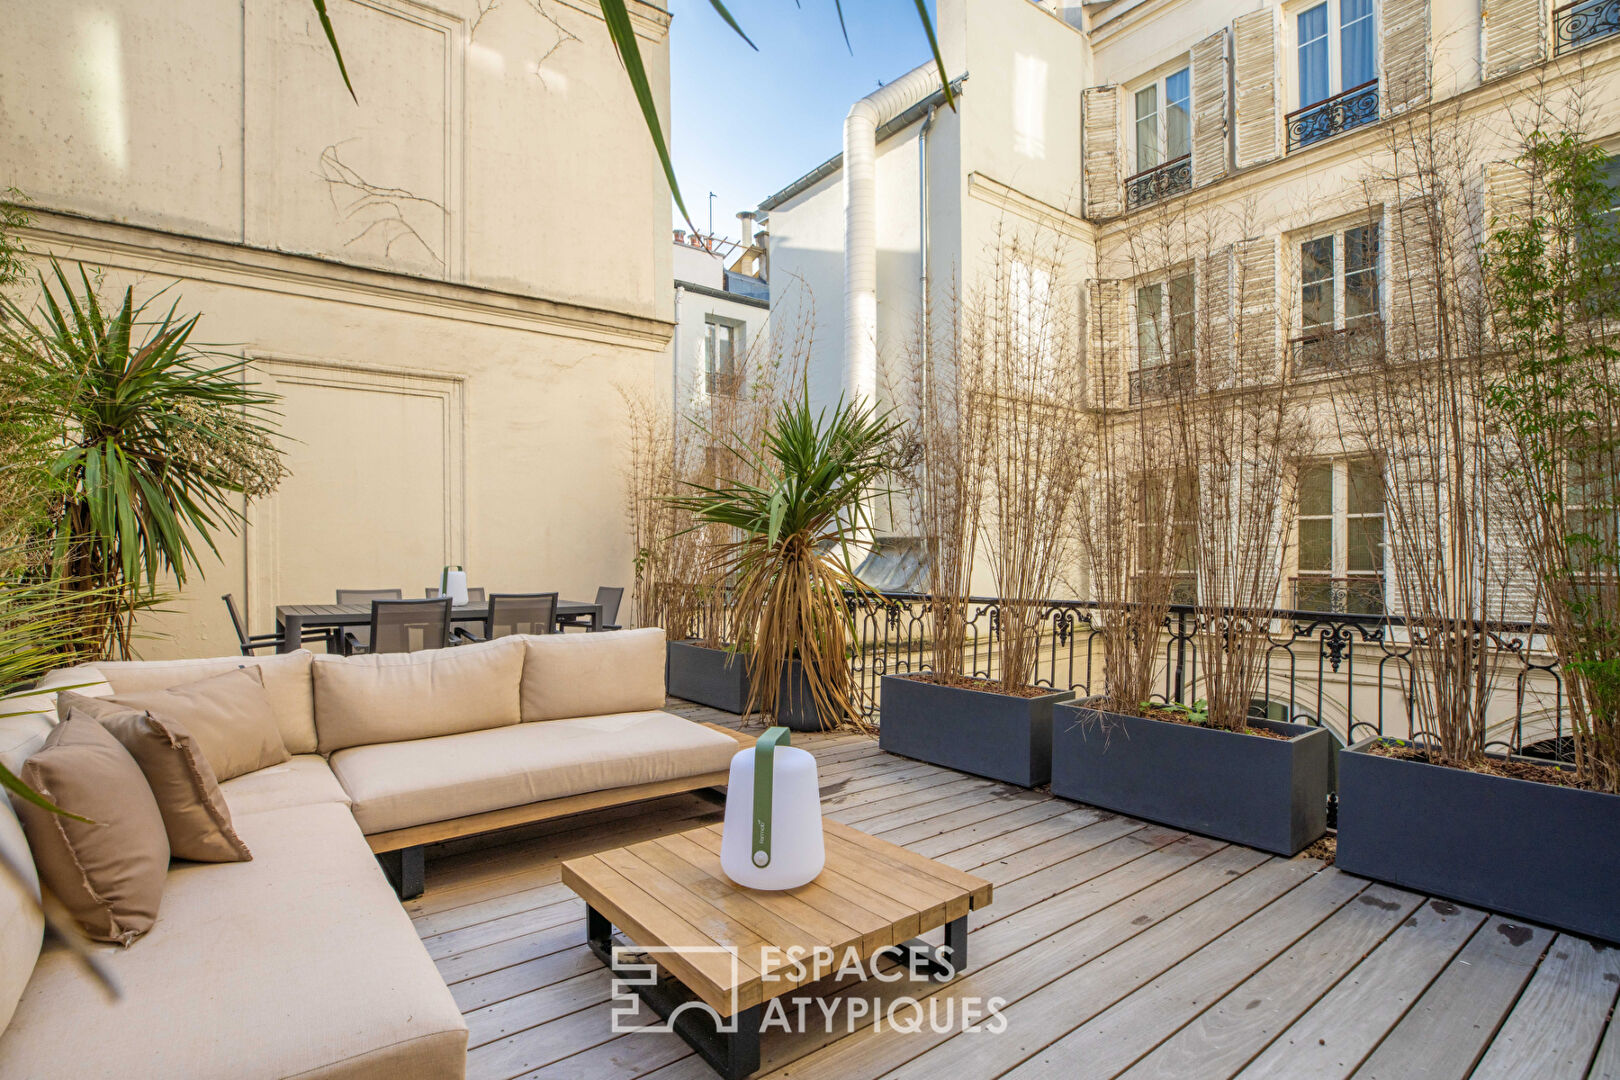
1295;459;1384;614
1294;224;1381;372
1128;67;1193;207
1566;455;1619;579
1133;274;1194;401
704;317;742;395
1011;259;1060;388
1602;155;1620;228
1138;470;1200;605
1289;0;1379;149
1555;0;1620;55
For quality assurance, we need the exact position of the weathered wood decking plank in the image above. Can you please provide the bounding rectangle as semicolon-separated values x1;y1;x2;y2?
1234;897;1488;1080
406;699;1620;1080
1471;935;1620;1080
1351;916;1555;1080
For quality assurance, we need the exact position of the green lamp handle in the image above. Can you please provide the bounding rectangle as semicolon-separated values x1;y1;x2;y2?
751;727;790;868
440;565;463;594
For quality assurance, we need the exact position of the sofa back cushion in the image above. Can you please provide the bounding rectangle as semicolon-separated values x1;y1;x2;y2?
0;714;48;1033
95;651;318;755
91;667;291;783
312;637;525;753
519;627;667;722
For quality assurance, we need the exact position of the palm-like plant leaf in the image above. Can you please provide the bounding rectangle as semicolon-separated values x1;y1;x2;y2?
304;0;955;236
670;392;902;729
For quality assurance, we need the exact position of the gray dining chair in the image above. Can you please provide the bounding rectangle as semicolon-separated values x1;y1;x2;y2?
222;595;334;655
425;586;487;603
426;586;486;639
344;597;451;655
336;589;403;653
558;586;623;631
455;593;558;643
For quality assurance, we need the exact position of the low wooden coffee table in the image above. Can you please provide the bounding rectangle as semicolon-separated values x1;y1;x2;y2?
561;819;993;1079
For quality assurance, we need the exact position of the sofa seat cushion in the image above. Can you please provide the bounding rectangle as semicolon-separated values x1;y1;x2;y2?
218;755;351;817
0;802;467;1080
95;651;318;756
331;711;741;835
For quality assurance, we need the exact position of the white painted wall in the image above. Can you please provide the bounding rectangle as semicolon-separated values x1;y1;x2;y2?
0;0;675;657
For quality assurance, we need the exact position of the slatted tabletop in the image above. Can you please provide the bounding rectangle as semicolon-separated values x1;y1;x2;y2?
560;819;993;1015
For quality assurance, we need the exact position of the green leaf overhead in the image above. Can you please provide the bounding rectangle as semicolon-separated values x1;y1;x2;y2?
311;0;357;103
304;0;957;235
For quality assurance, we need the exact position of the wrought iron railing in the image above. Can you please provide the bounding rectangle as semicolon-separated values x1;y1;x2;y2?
1555;0;1620;52
1287;80;1380;152
1289;316;1385;376
1290;575;1385;616
1125;155;1193;210
1129;357;1193;402
820;590;1569;761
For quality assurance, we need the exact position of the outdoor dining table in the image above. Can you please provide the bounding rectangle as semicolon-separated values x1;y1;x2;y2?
273;599;605;653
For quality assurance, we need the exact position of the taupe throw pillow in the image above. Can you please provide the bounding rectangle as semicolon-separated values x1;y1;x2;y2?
96;666;290;782
57;692;251;863
16;716;169;945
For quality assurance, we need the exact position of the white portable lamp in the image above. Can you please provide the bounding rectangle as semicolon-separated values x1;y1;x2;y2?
720;727;825;890
440;565;470;606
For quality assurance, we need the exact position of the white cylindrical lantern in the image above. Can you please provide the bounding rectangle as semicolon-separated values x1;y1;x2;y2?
721;727;824;890
441;566;469;606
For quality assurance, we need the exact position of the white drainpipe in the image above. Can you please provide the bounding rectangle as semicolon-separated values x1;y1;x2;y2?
843;62;941;406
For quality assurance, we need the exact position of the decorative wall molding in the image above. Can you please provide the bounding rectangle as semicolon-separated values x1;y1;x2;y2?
243;354;467;629
21;210;673;348
967;172;1093;242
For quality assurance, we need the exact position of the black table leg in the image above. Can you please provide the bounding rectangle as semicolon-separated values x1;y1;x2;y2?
895;914;968;980
585;905;762;1079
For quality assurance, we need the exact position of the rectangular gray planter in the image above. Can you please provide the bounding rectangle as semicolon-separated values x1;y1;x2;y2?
879;674;1075;787
1337;738;1620;943
666;642;752;715
1051;705;1332;855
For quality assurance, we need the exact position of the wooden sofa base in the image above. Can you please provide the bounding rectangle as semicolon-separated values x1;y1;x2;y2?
368;723;752;899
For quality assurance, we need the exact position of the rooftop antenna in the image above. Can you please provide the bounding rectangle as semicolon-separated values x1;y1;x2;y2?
707;192;716;242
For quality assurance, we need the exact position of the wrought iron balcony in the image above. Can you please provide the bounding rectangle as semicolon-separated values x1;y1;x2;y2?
1292;575;1386;616
1289;316;1385;376
1286;80;1380;152
1555;0;1620;53
1129;357;1193;403
1125;155;1192;210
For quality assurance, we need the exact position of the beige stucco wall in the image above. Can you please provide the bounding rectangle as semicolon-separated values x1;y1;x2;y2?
0;0;675;658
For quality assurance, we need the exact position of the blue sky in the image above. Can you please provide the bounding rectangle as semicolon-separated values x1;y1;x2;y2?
666;0;938;237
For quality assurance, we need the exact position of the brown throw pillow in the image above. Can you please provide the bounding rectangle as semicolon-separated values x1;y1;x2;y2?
16;715;169;945
57;692;251;863
94;666;290;782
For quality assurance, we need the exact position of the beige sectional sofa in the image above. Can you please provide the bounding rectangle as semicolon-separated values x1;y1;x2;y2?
0;627;746;1079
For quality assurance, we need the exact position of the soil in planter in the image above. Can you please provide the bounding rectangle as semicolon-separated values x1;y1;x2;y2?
1138;704;1289;740
1368;739;1597;790
1299;834;1337;866
906;671;1058;699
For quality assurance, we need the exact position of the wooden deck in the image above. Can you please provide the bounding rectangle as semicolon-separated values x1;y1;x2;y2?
407;701;1620;1080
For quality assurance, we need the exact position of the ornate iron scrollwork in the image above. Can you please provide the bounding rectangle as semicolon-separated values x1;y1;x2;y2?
1556;0;1620;53
1125;155;1193;210
1287;81;1380;152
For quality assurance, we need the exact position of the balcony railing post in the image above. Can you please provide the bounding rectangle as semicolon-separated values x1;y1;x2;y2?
1172;610;1189;705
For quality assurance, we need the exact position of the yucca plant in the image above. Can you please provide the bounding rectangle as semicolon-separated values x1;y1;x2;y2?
0;261;287;660
671;391;903;731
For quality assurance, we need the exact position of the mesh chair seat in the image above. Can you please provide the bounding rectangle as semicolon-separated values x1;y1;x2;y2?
347;598;451;655
557;585;623;631
337;589;403;653
455;593;557;643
